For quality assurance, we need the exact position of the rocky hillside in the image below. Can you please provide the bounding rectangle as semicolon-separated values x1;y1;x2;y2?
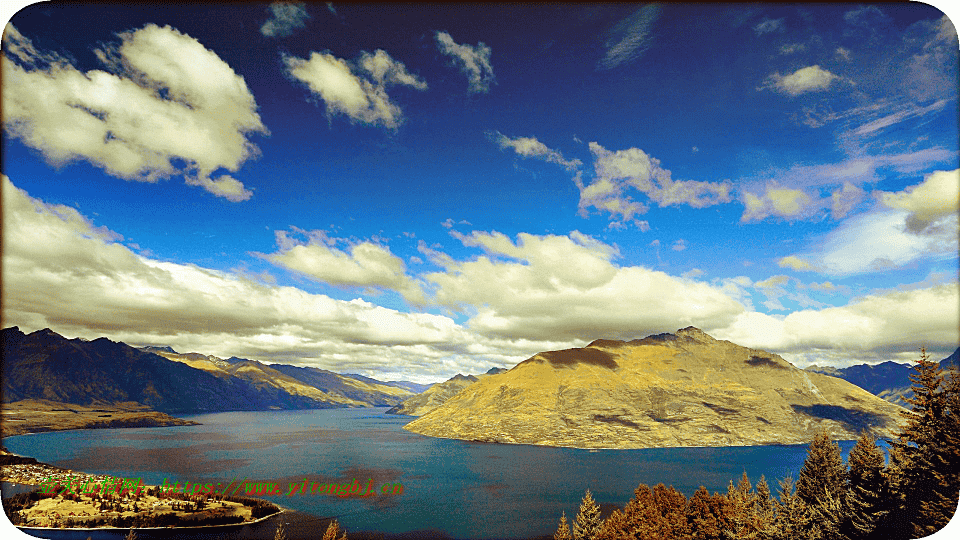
404;328;907;449
386;368;507;416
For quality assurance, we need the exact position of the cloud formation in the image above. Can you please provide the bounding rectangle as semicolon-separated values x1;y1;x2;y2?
1;175;541;383
423;230;746;341
435;31;494;93
781;207;957;277
762;65;842;96
261;228;425;303
487;132;582;171
261;2;310;37
716;283;959;363
284;49;427;129
753;17;784;36
576;143;732;226
878;168;959;233
2;24;267;201
741;186;815;222
599;4;661;69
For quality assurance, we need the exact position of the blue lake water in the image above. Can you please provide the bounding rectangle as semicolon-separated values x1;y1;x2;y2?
2;408;862;539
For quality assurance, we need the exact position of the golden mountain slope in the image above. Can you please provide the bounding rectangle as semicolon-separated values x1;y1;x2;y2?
404;328;907;449
387;368;509;416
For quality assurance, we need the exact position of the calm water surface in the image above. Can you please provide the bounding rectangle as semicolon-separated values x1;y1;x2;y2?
2;408;861;539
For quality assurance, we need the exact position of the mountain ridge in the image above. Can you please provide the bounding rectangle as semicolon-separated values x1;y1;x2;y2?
1;327;412;413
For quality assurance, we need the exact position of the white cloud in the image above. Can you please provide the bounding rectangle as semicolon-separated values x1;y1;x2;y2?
261;2;310;37
1;175;556;383
423;230;746;341
778;255;818;272
2;24;267;201
762;65;842;96
715;283;959;360
786;207;958;276
740;186;815;222
671;239;687;251
599;5;661;69
835;47;851;61
487;131;582;171
852;99;948;137
260;228;425;303
578;142;732;225
780;43;806;55
808;281;836;292
284;49;426;129
830;182;865;219
435;31;494;93
753;17;784;36
878;168;959;233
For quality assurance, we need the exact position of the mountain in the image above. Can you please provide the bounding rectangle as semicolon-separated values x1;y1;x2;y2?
343;373;433;394
403;327;907;449
806;347;960;407
2;327;411;413
386;368;508;416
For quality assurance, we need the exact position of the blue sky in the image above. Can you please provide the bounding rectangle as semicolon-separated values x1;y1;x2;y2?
2;3;958;382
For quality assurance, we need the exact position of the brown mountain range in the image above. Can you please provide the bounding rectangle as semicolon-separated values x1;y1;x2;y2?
403;327;907;449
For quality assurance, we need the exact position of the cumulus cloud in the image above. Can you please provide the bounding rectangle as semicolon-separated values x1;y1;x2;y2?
878;168;959;233
738;150;955;218
259;228;425;303
487;131;582;171
761;65;842;96
435;31;494;93
1;175;559;383
715;283;959;362
577;142;732;226
2;24;267;201
423;230;746;341
284;49;426;129
778;255;818;272
741;186;815;222
598;4;661;69
261;2;310;37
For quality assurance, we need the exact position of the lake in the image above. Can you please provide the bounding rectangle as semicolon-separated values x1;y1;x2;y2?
2;408;862;539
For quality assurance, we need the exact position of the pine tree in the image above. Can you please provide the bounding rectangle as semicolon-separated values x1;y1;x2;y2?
653;483;690;539
795;430;847;539
322;519;348;540
687;486;732;540
554;511;572;540
843;432;891;540
624;484;665;539
773;476;810;540
593;509;630;540
573;489;603;540
886;347;960;538
726;472;758;539
754;475;775;540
